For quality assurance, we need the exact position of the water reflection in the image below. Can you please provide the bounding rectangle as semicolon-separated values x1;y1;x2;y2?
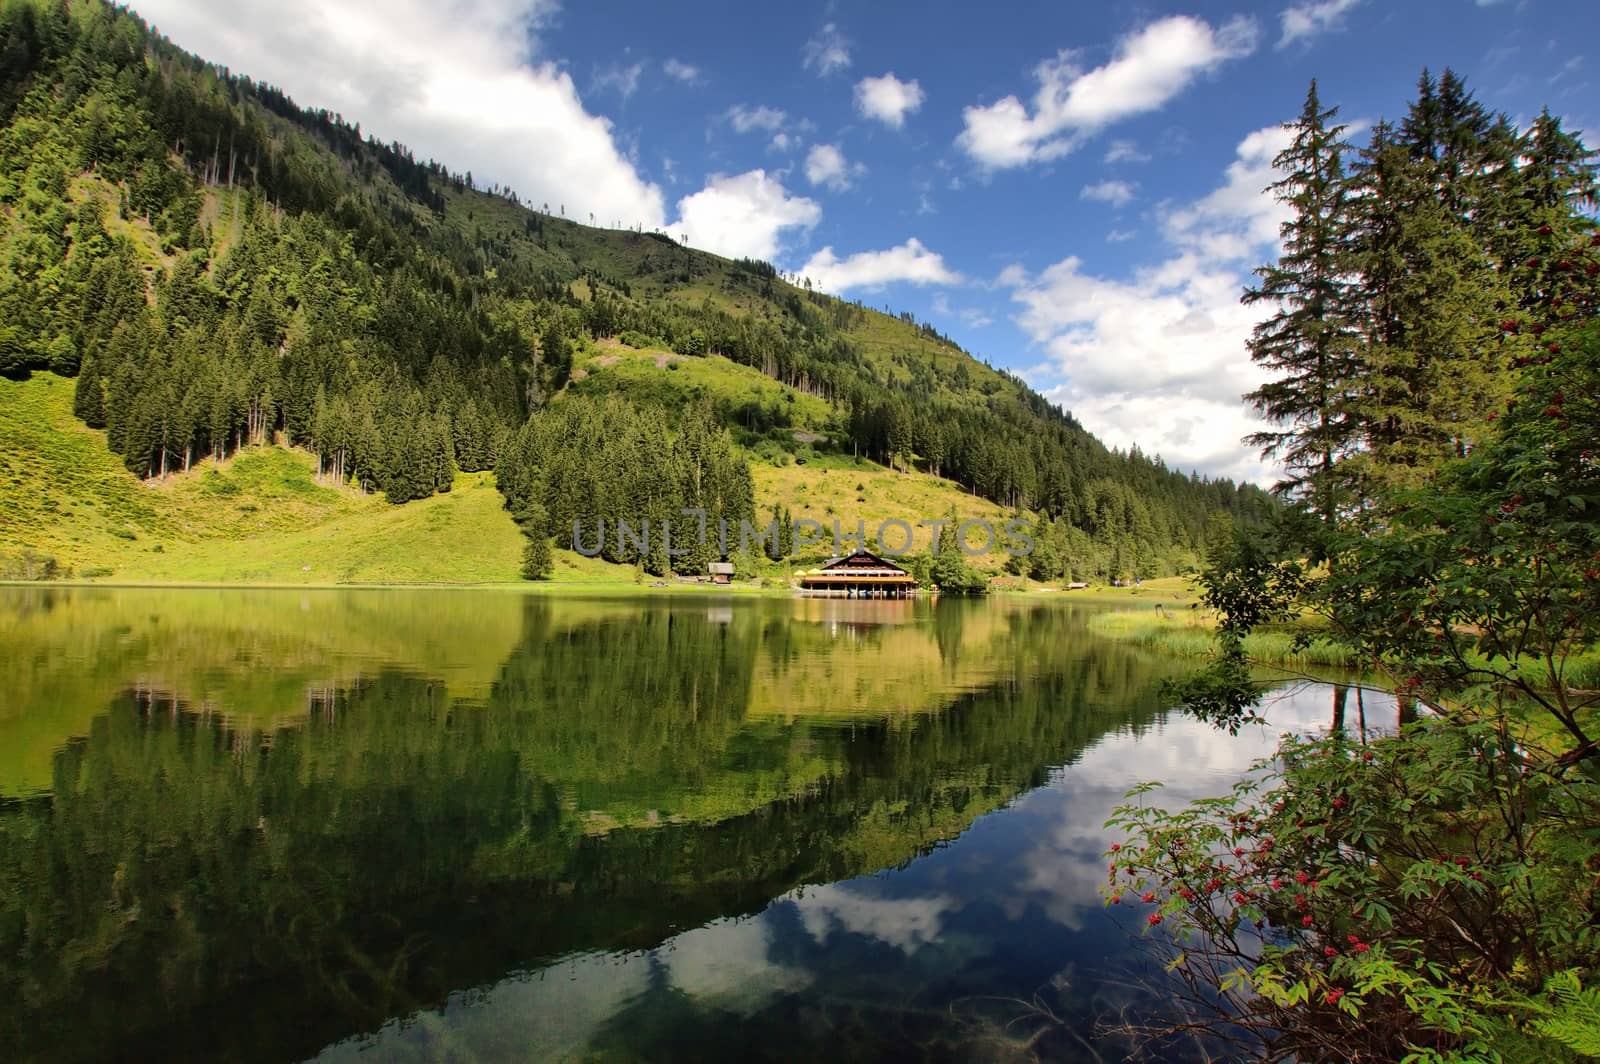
0;588;1383;1062
315;684;1381;1063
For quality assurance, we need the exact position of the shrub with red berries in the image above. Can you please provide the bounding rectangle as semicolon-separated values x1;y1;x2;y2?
1104;718;1600;1060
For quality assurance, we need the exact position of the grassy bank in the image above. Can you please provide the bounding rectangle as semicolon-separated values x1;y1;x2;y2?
1088;602;1600;691
1088;607;1362;669
1032;576;1199;606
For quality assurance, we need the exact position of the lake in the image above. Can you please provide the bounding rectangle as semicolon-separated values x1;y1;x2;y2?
0;588;1373;1062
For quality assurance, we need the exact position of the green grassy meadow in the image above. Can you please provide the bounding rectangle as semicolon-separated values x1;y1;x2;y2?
1;372;526;583
571;340;835;429
2;370;1044;586
1088;608;1362;669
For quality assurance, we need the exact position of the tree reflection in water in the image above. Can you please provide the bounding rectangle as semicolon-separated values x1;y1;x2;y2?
0;588;1341;1062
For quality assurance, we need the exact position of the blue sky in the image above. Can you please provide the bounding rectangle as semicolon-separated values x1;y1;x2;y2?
129;0;1598;483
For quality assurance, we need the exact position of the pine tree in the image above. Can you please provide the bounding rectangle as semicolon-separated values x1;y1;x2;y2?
929;505;985;593
73;349;104;425
1243;81;1359;527
520;504;553;580
1344;120;1411;494
921;420;945;479
1026;518;1061;582
1349;73;1516;488
540;318;570;396
1495;111;1600;323
887;401;912;471
430;415;456;493
764;503;787;561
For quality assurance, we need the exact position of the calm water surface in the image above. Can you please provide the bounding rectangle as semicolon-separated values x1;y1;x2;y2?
0;588;1371;1062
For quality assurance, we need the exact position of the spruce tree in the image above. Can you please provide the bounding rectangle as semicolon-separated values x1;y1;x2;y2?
431;416;457;493
73;349;104;425
1349;72;1516;487
1496;111;1600;323
887;401;912;470
644;525;670;577
930;505;984;593
520;505;553;580
1243;80;1359;527
764;504;788;561
1344;120;1411;495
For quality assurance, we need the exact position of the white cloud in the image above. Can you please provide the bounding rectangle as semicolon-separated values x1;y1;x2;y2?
854;72;925;128
770;132;798;153
1547;55;1584;87
1014;683;1348;932
804;143;863;191
350;948;654;1061
802;21;851;75
727;103;787;133
662;57;701;84
799;238;961;294
956;15;1259;169
1106;228;1137;243
1163;124;1293;261
1017;256;1275;483
673;170;820;260
1104;139;1151;164
592;60;643;101
127;0;668;230
662;918;811;1014
1005;124;1295;484
1080;179;1136;207
995;263;1029;288
1278;0;1363;48
791;884;953;954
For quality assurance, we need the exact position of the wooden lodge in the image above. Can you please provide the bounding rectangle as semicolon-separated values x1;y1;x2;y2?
797;551;920;598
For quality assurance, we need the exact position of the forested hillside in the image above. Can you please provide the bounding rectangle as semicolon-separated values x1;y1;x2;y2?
0;0;1270;581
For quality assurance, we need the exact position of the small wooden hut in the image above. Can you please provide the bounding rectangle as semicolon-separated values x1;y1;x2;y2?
708;561;735;584
797;551;919;598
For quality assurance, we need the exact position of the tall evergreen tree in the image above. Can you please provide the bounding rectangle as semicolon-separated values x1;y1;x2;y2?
1243;81;1359;528
1348;71;1516;487
519;504;553;580
765;504;792;561
1495;110;1600;324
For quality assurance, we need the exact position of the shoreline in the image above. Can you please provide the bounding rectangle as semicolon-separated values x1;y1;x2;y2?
0;576;1200;604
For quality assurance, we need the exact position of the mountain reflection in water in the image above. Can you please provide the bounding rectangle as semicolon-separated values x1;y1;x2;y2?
0;588;1380;1062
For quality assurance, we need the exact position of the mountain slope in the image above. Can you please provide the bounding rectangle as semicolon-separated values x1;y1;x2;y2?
0;0;1272;583
0;372;525;582
1;369;1018;582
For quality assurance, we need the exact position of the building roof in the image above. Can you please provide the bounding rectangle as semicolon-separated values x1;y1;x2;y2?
708;562;735;574
817;550;909;575
800;550;917;587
